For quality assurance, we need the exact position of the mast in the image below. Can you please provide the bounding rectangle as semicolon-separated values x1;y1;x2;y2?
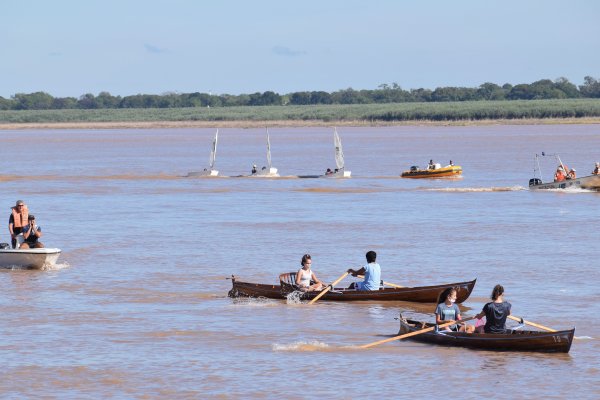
266;128;272;169
334;127;344;169
209;129;218;169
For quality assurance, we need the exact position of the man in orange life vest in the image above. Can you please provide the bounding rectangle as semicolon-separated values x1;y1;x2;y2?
8;200;28;249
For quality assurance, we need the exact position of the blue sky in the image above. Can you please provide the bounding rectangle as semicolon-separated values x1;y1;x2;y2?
2;0;599;97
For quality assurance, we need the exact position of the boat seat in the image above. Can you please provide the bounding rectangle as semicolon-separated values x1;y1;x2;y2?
279;272;302;289
279;272;316;289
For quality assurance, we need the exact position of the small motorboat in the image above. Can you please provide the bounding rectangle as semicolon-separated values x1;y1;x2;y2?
228;274;476;303
0;245;61;269
398;317;574;353
529;153;600;190
401;163;462;178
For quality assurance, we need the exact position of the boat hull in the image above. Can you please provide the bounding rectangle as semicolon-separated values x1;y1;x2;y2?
398;319;574;353
252;167;279;177
229;277;475;303
186;169;219;177
0;248;61;269
321;169;351;178
529;174;600;190
401;166;462;178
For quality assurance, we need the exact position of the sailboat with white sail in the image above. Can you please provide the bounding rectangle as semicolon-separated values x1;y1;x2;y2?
250;129;279;177
186;130;219;177
322;128;351;178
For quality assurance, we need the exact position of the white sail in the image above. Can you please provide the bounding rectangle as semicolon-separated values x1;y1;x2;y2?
266;129;272;169
334;128;344;170
209;129;218;169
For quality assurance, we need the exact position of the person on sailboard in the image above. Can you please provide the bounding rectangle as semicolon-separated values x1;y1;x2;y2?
593;162;600;175
20;214;44;249
347;251;381;291
8;200;28;249
295;254;325;292
251;164;257;174
474;284;511;334
325;168;333;175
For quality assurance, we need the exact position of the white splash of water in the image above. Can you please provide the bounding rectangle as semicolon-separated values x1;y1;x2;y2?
285;291;305;304
42;262;70;271
272;340;330;352
426;186;525;192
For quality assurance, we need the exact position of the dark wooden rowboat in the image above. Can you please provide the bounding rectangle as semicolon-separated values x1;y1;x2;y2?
228;275;476;303
398;317;574;353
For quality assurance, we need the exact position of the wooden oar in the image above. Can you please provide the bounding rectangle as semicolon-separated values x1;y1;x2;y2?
360;316;476;349
356;274;405;288
508;315;556;332
308;272;349;305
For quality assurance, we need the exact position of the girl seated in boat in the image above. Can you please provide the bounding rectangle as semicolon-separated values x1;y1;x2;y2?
474;284;512;334
435;287;474;333
296;254;325;292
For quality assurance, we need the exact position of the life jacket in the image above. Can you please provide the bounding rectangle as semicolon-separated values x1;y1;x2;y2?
554;171;565;182
11;206;29;228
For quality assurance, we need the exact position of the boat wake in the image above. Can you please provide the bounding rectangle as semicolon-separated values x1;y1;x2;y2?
295;187;380;194
426;186;525;192
272;340;331;352
229;297;279;307
533;187;597;194
42;262;70;271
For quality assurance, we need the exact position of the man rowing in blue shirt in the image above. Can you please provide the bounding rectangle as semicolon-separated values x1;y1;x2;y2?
347;250;381;291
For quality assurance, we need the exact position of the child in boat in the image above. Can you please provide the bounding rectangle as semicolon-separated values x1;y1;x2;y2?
296;254;325;292
435;287;473;332
474;284;512;333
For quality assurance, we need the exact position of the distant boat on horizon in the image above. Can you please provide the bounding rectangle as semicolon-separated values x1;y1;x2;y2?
186;129;219;177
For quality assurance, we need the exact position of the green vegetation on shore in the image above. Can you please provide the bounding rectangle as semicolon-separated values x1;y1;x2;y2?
2;99;600;124
2;77;600;112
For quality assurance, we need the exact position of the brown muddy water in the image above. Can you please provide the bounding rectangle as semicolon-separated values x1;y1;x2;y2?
1;125;599;398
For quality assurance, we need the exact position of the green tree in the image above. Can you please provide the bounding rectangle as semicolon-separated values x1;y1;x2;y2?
579;76;600;98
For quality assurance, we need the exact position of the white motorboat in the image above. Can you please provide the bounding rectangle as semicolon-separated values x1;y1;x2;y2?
250;129;279;177
529;153;600;190
186;129;219;177
321;128;351;178
0;247;61;269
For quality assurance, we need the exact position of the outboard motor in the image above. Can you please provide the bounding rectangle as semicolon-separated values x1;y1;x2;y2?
0;243;10;249
529;178;542;186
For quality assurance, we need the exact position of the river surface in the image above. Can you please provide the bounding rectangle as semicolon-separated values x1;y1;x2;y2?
1;125;599;399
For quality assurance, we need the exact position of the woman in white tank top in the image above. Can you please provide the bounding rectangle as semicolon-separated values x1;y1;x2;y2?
296;254;326;292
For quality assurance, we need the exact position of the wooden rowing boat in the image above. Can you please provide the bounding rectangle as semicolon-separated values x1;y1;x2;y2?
398;317;574;353
228;275;476;303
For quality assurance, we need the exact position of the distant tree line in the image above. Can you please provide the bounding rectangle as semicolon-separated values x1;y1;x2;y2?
1;76;600;111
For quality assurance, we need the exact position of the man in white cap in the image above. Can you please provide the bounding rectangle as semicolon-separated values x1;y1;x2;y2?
251;164;257;174
593;162;600;175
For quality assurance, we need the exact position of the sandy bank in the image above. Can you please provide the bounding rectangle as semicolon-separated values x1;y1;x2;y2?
1;117;600;130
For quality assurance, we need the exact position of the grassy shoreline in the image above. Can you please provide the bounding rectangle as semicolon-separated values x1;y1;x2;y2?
2;99;600;129
1;117;600;130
